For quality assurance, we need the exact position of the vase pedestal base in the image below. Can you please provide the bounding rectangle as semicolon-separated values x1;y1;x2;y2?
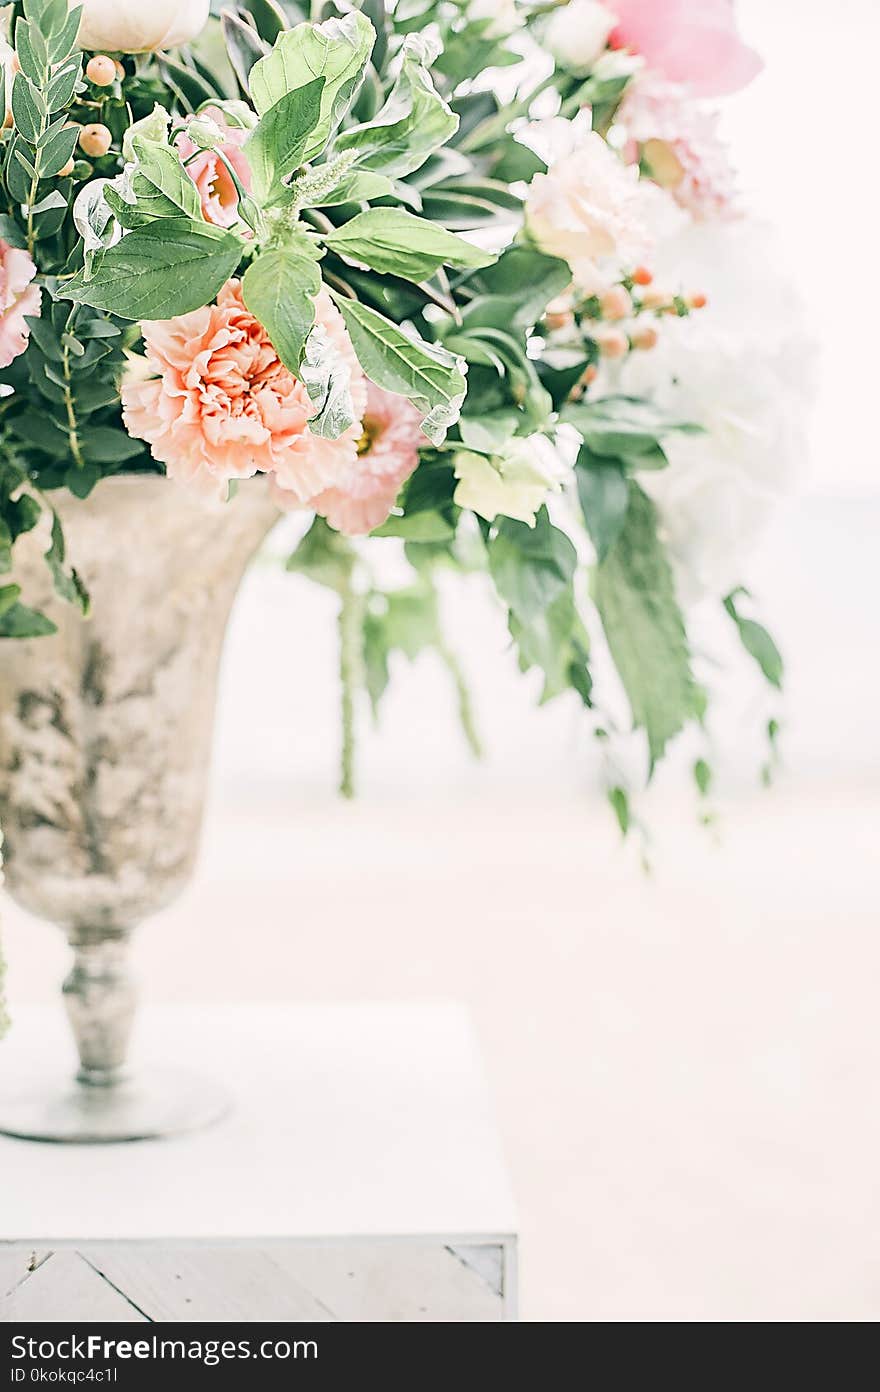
0;1068;230;1144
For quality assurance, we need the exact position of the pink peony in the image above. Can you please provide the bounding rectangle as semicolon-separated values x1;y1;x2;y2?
122;282;366;503
306;383;424;535
0;240;41;369
620;75;737;219
175;107;252;228
608;0;762;98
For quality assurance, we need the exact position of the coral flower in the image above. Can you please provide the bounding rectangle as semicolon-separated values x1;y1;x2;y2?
0;240;41;369
175;107;252;228
305;384;424;535
121;282;366;503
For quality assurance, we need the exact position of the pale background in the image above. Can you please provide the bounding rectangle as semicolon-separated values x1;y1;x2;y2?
4;1;880;1322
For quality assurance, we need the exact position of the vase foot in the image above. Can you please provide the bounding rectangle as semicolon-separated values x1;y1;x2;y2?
0;1067;230;1144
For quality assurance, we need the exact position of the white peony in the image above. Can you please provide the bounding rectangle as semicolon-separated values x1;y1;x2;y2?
614;222;812;604
543;0;616;76
77;0;210;53
468;0;523;37
524;113;652;294
454;435;571;526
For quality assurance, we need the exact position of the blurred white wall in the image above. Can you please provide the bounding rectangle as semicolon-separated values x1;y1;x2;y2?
725;0;880;495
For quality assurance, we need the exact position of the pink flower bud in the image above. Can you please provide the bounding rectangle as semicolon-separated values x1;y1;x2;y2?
599;284;633;320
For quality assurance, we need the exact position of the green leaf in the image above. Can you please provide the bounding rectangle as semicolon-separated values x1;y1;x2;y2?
241;240;321;374
44;511;88;613
509;588;591;706
244;77;325;203
58;220;244;321
607;786;630;837
594;483;697;766
458;411;519;455
333;31;458;179
334;296;465;444
46;55;81;112
299;320;357;439
286;515;355;593
38;122;78;177
723;591;784;689
249;13;374;160
0;587;56;638
78;426;145;463
575;446;630;562
694;758;712;797
325;208;493;282
562;396;700;462
11;72;43;144
107;137;204;225
475;246;570;329
488;508;577;625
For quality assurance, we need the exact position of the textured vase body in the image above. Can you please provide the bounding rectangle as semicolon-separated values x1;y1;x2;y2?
0;474;278;1139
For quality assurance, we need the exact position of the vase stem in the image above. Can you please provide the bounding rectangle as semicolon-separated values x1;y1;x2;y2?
62;931;136;1087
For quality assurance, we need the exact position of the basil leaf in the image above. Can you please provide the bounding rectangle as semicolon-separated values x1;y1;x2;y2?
241;241;322;373
249;13;374;160
325;208;494;282
58;220;244;320
334;296;466;443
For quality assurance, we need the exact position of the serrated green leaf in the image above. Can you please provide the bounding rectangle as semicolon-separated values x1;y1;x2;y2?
594;482;698;766
488;507;577;624
334;296;465;444
575;446;629;562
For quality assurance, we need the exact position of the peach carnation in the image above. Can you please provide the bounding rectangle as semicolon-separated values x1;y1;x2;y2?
175;107;251;229
0;240;41;369
121;281;366;503
304;383;424;535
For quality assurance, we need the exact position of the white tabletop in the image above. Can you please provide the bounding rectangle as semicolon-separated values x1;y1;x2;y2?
0;1002;517;1244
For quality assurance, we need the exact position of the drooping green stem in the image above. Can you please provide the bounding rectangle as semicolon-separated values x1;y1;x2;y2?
337;582;362;799
439;641;482;759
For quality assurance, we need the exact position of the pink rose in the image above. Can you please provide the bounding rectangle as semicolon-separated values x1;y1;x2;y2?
609;0;762;97
122;282;366;503
175;107;252;228
0;239;41;370
305;383;424;535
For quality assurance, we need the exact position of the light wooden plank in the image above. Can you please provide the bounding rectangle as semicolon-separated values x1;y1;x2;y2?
0;1248;51;1299
268;1242;503;1322
83;1246;335;1323
0;1251;146;1323
447;1243;505;1296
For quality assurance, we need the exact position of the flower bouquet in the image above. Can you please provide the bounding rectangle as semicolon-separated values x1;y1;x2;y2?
0;0;802;1138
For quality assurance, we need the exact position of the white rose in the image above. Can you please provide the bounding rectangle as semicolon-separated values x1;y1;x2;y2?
524;115;652;294
77;0;210;54
543;0;616;76
453;436;571;527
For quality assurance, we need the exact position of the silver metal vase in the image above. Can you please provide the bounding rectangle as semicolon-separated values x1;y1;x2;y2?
0;474;278;1142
